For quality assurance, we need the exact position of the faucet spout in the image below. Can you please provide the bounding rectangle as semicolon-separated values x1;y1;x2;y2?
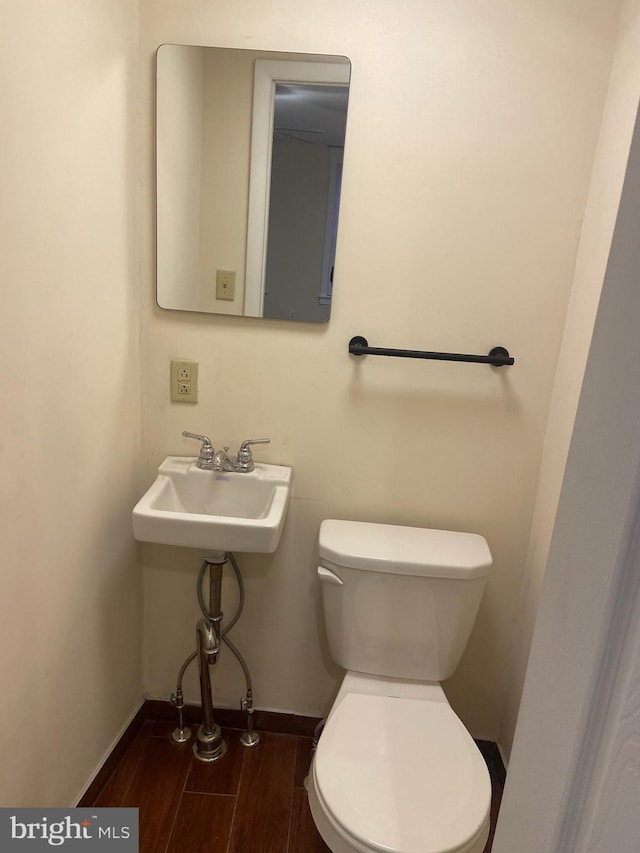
214;447;236;472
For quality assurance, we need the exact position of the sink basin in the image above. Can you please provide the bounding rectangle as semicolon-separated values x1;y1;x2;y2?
132;456;292;553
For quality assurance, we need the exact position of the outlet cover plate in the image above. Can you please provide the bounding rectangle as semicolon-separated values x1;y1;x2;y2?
170;359;198;403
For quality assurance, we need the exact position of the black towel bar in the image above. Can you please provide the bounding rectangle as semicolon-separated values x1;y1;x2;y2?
348;336;514;367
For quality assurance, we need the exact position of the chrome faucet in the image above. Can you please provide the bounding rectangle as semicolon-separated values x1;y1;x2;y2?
182;431;215;470
183;432;270;473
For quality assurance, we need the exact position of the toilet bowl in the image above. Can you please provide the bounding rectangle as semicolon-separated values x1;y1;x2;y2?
309;520;493;853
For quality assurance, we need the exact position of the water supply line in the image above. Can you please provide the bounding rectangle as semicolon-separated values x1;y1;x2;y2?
170;651;196;743
170;552;260;751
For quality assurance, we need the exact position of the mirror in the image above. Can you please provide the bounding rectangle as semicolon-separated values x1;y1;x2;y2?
156;45;351;323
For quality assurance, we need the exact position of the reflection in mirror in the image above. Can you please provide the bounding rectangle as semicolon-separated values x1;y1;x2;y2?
156;45;350;322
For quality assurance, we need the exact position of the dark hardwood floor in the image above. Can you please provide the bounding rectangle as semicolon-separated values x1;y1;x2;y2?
83;716;504;852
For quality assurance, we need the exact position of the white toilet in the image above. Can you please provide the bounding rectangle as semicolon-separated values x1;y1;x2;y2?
308;519;493;853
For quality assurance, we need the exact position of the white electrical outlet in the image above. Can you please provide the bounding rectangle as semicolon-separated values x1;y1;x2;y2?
170;359;198;403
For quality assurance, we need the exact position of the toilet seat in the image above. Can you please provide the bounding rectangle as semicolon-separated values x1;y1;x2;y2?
313;692;491;853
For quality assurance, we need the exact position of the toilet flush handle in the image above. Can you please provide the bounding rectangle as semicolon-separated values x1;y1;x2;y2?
317;566;344;586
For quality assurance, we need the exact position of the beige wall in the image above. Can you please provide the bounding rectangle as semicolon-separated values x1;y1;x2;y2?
0;0;142;805
499;0;640;761
139;0;622;739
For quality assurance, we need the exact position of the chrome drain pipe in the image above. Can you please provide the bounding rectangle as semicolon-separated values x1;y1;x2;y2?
170;552;260;755
193;558;227;763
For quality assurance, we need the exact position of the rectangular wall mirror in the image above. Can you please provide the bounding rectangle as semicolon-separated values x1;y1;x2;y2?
156;44;351;323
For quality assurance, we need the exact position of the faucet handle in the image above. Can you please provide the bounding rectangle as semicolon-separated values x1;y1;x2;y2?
235;438;270;473
182;431;215;469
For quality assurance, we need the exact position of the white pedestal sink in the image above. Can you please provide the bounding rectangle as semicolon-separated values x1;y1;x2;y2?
132;456;292;553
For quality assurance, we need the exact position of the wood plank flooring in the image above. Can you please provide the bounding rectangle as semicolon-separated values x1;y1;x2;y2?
85;717;504;852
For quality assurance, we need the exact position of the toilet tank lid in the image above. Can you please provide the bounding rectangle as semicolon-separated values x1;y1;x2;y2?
319;520;492;579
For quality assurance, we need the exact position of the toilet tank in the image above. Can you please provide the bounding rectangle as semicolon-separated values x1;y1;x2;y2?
318;520;492;682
